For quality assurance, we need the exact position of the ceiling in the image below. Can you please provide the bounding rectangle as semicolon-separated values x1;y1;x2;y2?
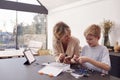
39;0;82;10
6;0;82;10
2;0;83;13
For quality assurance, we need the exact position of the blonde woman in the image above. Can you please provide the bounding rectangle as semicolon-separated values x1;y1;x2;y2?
53;21;80;64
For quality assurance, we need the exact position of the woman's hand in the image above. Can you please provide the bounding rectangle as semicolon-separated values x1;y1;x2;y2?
63;56;71;64
58;53;65;63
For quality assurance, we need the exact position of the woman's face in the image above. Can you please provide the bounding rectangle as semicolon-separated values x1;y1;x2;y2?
60;31;71;43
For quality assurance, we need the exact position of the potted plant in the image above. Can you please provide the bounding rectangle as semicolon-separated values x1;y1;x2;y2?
100;19;114;47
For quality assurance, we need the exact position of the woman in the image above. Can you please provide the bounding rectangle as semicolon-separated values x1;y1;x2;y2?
53;21;80;64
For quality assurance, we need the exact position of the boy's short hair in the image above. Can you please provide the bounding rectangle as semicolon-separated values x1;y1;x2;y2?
84;24;101;38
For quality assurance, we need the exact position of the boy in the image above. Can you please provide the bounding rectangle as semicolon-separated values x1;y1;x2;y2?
77;24;111;74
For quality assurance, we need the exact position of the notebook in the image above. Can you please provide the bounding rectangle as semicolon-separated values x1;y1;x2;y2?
38;65;63;77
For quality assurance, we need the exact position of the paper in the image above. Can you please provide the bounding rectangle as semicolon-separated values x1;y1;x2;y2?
38;62;70;77
71;72;83;78
47;62;69;69
47;62;71;72
38;66;63;77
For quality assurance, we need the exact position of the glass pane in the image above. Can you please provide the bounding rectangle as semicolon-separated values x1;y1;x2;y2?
0;9;16;50
0;9;47;50
17;11;47;49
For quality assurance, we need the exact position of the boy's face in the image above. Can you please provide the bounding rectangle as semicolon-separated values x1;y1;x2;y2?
85;34;99;47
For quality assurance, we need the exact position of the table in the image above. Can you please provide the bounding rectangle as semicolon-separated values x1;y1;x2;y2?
0;55;119;80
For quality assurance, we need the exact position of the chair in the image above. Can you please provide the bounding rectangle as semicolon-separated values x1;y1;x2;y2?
37;49;51;56
26;40;43;55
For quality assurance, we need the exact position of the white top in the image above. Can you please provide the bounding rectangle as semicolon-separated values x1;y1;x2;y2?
81;45;111;72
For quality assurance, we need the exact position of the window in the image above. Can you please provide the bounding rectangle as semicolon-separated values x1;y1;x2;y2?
0;1;47;50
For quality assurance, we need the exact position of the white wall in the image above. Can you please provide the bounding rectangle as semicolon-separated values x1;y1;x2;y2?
47;0;120;49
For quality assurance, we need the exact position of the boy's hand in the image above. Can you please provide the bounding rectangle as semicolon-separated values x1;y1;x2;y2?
71;55;79;63
78;56;89;64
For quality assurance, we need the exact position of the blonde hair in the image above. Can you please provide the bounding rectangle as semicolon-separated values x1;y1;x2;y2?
53;22;71;40
84;24;101;38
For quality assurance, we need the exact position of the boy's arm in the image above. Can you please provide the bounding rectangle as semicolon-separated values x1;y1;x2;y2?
79;56;111;71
